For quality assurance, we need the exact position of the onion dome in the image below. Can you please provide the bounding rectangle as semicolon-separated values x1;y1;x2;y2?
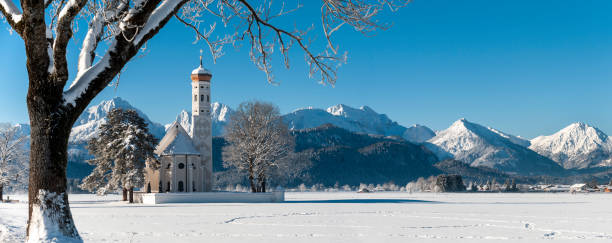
191;51;212;81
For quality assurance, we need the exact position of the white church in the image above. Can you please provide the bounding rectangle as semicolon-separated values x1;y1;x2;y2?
143;59;214;193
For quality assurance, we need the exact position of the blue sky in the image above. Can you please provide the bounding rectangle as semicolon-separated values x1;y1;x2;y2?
1;0;611;138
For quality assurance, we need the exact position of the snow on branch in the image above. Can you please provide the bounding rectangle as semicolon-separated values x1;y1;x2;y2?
77;12;104;76
0;0;23;32
0;0;21;22
53;0;87;80
64;40;116;106
134;0;185;46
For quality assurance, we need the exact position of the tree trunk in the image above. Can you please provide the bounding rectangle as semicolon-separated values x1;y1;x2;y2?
248;160;256;193
26;115;81;241
260;176;266;193
122;188;128;201
128;187;134;203
249;174;256;193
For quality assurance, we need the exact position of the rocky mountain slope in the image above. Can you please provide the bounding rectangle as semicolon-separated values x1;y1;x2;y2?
425;119;564;176
530;123;612;169
167;102;232;137
283;104;435;143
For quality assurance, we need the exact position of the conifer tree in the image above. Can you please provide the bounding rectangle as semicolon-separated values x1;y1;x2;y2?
80;108;158;202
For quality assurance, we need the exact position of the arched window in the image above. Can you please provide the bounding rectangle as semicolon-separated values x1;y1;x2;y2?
194;95;197;101
178;181;184;192
200;95;204;101
159;181;162;192
166;181;170;192
178;163;185;169
193;181;196;192
146;182;151;193
207;95;210;102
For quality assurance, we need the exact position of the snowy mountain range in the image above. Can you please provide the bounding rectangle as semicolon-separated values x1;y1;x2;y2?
529;123;612;169
424;119;564;175
6;97;612;178
282;104;435;143
168;103;435;143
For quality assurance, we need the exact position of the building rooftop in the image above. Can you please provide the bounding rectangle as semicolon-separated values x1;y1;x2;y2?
155;122;200;156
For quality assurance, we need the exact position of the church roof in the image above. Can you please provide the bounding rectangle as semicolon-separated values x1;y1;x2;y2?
155;122;200;156
191;65;212;76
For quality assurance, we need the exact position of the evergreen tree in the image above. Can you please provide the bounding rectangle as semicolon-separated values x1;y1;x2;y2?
80;108;158;202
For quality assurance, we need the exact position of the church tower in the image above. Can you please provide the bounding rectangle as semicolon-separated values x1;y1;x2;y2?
190;52;213;192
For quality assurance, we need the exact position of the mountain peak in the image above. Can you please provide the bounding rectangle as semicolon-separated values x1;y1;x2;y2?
326;104;351;116
427;119;562;175
72;97;166;143
530;122;611;169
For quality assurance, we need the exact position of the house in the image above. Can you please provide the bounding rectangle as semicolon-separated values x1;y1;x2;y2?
569;184;587;193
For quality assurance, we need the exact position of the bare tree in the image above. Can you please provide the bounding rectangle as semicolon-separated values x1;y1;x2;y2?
222;101;294;192
0;0;408;240
0;123;28;201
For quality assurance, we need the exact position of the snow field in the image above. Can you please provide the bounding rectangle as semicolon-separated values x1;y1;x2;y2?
2;192;612;242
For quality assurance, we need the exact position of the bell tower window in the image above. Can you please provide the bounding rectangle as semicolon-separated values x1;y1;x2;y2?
194;95;197;101
200;95;204;102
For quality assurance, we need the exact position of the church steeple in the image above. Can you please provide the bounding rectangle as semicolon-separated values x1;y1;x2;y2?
191;50;212;82
190;50;213;192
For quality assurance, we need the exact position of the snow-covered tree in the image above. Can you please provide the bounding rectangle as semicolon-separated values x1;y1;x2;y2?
0;0;408;239
0;123;28;201
80;108;157;203
223;101;296;192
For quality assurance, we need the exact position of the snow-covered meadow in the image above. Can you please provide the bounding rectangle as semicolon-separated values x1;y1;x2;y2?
2;192;612;242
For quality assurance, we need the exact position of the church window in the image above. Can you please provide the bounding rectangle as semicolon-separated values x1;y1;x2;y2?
178;181;184;192
159;181;162;192
207;95;210;102
201;110;204;112
200;95;204;102
193;181;196;192
178;163;185;169
194;95;197;101
166;182;170;192
200;86;203;88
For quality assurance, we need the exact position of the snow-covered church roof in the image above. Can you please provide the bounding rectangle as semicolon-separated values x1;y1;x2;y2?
155;122;200;156
191;65;212;76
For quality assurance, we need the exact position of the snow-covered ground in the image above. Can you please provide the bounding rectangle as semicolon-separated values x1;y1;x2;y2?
2;192;612;242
